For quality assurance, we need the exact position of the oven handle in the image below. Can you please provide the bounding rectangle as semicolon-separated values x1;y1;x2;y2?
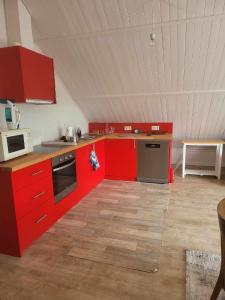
53;160;75;172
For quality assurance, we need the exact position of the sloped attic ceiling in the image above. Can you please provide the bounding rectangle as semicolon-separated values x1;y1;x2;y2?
23;0;225;140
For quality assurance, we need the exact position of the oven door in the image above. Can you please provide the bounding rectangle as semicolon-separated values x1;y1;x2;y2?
52;159;77;204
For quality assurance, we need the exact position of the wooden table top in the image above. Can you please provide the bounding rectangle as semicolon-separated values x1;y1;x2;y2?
0;133;172;172
182;139;225;145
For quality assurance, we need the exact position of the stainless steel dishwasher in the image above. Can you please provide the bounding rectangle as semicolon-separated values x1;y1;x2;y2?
137;140;169;183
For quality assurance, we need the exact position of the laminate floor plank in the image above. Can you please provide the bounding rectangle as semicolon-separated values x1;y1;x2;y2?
0;174;224;299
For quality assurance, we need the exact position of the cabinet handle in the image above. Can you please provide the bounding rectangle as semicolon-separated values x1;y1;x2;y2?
31;170;43;176
35;214;47;224
32;191;45;199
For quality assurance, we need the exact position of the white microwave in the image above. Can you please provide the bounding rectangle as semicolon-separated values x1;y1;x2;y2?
0;129;33;162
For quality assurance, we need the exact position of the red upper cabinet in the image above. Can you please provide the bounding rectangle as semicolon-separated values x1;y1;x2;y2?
105;139;136;181
0;46;56;104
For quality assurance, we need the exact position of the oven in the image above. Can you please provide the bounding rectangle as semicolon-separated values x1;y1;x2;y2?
52;151;77;204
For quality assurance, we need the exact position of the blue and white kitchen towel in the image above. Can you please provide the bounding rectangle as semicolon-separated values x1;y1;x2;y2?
90;150;100;170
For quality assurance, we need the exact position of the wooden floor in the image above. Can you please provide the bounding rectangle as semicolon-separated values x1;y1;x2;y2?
0;172;225;300
65;180;169;273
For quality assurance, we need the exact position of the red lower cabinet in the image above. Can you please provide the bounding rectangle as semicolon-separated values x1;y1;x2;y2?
18;200;55;254
12;159;52;190
76;140;105;197
0;171;20;256
105;139;137;180
0;136;173;257
54;140;105;220
14;177;54;220
0;141;106;257
0;159;54;257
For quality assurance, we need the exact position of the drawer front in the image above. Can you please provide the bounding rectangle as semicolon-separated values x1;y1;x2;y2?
14;177;54;220
18;200;55;253
12;160;52;191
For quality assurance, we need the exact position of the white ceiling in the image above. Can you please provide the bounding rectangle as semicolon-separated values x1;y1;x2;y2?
22;0;225;139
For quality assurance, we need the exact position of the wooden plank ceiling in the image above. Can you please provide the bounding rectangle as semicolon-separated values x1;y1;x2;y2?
23;0;225;140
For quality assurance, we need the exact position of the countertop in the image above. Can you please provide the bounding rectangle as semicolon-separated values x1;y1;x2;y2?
0;133;172;172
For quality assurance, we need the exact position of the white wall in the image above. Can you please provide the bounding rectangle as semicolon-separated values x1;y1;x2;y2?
0;0;88;146
0;74;88;145
0;0;7;46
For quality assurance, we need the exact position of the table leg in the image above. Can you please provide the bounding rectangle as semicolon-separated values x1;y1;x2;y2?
217;144;223;180
215;145;219;176
182;144;186;178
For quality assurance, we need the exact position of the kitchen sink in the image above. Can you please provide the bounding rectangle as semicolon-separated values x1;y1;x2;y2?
79;135;97;141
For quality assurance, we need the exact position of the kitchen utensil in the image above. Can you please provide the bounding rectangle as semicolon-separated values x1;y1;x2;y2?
5;101;21;130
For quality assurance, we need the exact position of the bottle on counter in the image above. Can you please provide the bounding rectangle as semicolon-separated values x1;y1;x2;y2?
71;128;78;144
77;128;82;139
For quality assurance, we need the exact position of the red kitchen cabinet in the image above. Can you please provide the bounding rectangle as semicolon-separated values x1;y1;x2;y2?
0;171;20;257
14;177;54;220
13;159;52;190
55;140;105;220
105;139;136;181
18;199;55;252
0;141;106;257
76;140;105;197
0;159;55;257
0;46;56;103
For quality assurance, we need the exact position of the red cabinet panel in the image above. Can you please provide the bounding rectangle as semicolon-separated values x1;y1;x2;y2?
20;47;56;102
0;46;56;103
0;160;54;257
0;171;20;257
105;139;136;181
12;160;52;191
76;140;105;197
18;200;55;254
14;177;54;220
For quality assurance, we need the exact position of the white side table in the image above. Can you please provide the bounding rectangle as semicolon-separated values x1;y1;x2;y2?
182;140;224;179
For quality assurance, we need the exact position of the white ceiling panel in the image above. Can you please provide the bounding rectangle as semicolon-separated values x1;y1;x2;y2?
22;0;225;140
37;17;225;94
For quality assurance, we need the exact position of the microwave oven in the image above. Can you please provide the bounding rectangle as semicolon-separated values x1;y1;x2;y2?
0;128;33;162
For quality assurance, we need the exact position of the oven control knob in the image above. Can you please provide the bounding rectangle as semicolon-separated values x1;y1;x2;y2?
65;156;68;160
59;158;64;162
69;154;73;158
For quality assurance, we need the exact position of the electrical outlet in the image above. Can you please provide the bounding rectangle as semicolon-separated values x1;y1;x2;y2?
151;125;160;131
124;126;132;131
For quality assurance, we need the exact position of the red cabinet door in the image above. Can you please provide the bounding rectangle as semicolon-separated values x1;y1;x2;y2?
20;47;56;102
105;139;136;181
76;140;105;197
14;177;54;220
0;46;56;103
0;46;24;101
18;200;55;254
12;159;52;191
